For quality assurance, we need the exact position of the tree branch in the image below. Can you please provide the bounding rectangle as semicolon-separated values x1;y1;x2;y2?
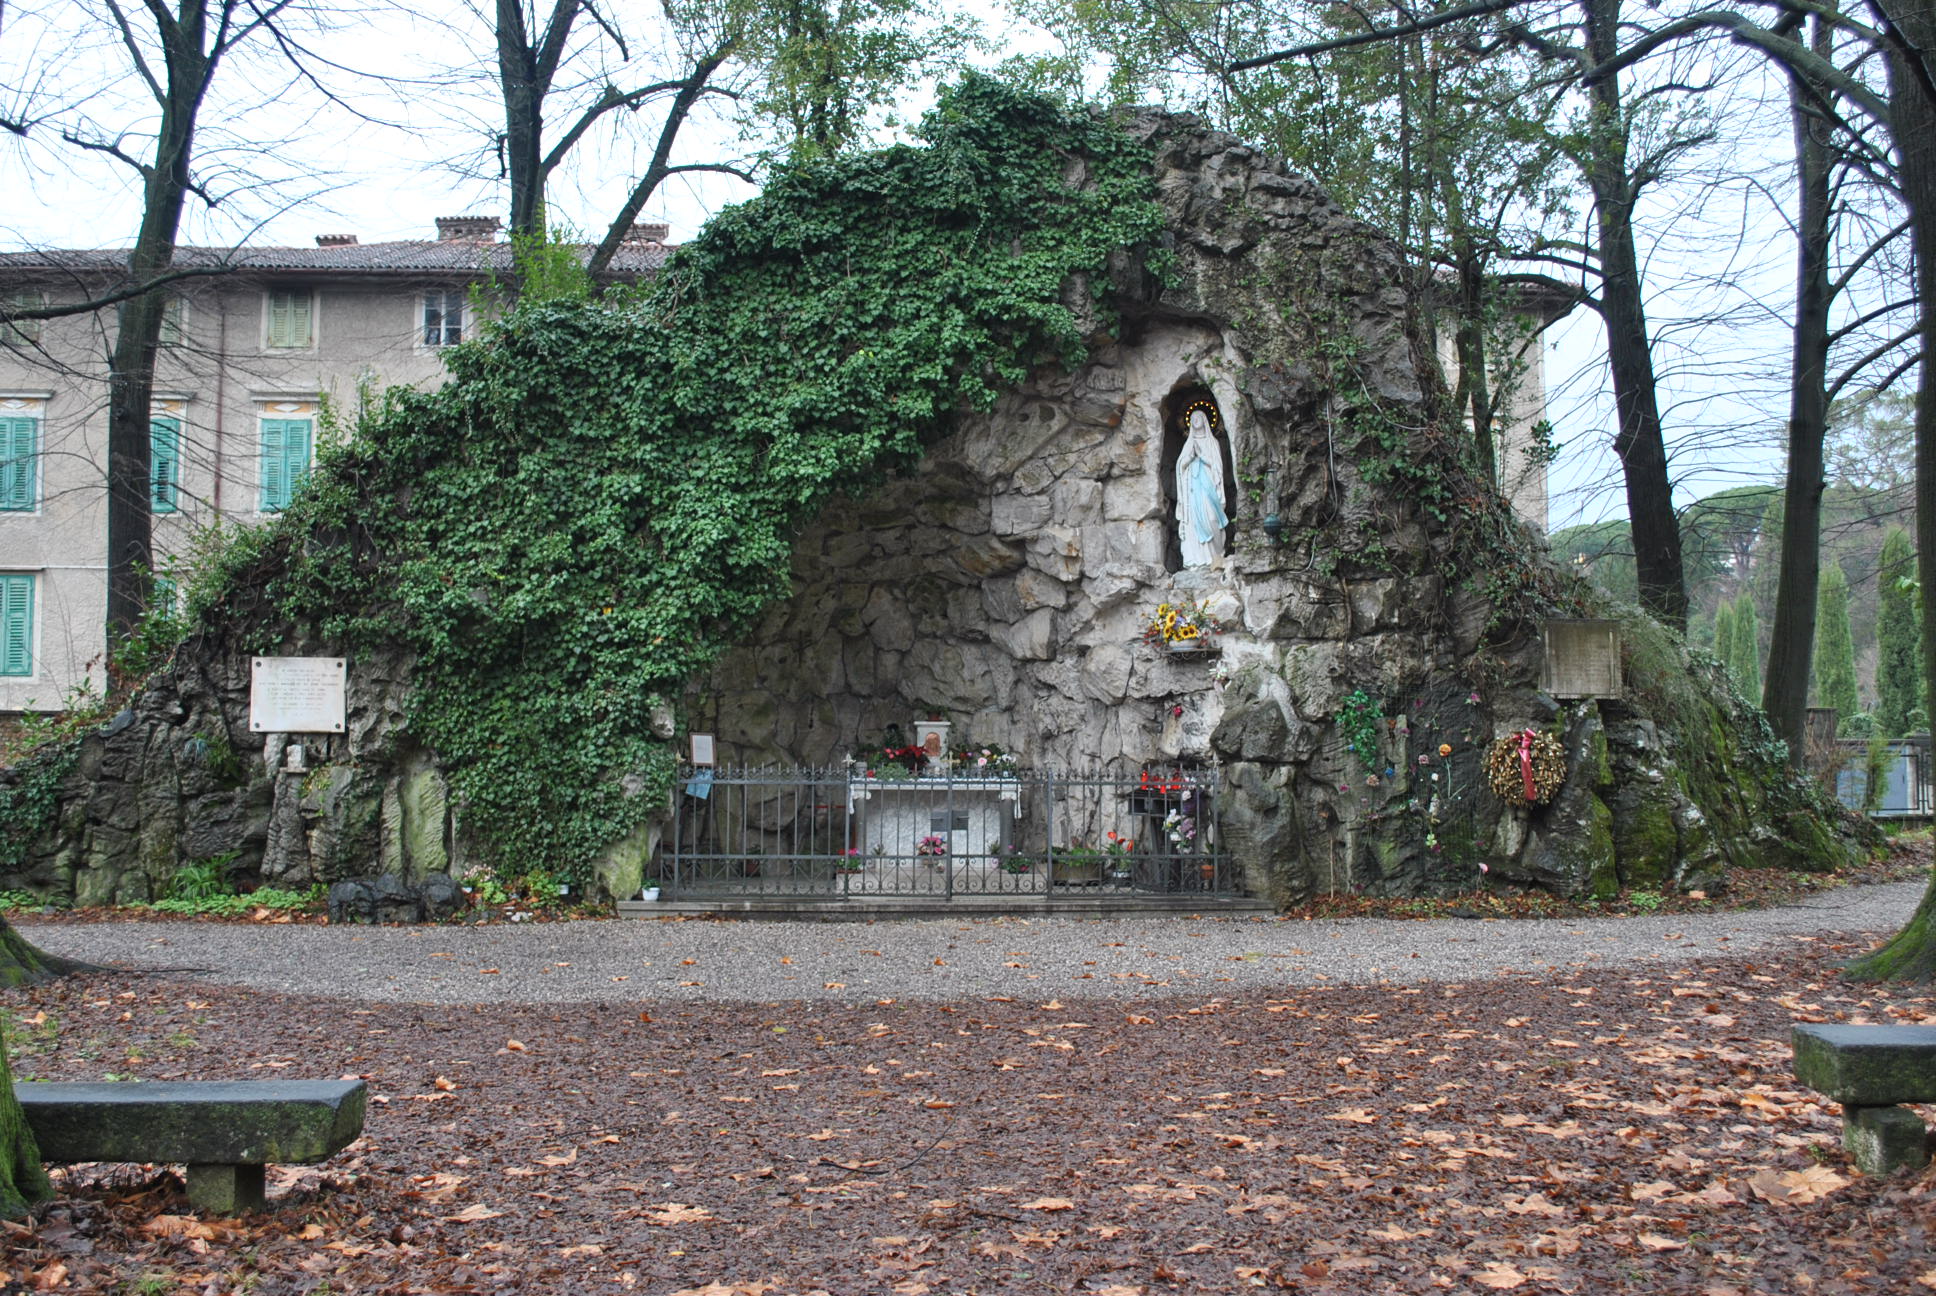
0;267;240;324
1826;329;1922;402
105;0;165;103
1579;11;1892;125
1228;0;1541;73
540;79;693;176
1830;214;1913;295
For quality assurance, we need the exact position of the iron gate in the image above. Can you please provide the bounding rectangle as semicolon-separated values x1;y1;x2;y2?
664;764;1236;900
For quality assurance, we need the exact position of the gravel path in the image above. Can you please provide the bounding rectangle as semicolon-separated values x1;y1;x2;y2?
17;881;1922;1004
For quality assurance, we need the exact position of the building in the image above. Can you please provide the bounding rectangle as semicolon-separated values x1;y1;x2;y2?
0;217;670;713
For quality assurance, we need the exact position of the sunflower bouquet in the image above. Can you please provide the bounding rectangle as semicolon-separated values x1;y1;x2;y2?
1142;600;1223;647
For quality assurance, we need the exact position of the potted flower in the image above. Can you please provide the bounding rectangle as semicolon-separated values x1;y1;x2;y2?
996;846;1033;874
861;744;928;780
835;849;864;874
639;878;662;902
917;834;948;868
1051;841;1103;886
1142;600;1224;653
1103;831;1136;884
952;742;1019;775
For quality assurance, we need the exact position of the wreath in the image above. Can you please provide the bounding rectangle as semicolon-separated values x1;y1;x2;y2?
1485;728;1568;806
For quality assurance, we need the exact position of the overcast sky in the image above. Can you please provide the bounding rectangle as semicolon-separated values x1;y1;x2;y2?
0;0;1865;534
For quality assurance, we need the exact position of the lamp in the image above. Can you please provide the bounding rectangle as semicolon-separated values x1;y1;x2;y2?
1262;513;1285;544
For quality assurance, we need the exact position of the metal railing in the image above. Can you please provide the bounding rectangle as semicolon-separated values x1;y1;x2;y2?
664;764;1237;900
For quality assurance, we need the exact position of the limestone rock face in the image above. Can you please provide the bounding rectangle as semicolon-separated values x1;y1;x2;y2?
0;109;1867;908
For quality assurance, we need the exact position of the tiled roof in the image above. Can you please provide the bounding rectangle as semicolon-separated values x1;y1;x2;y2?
0;240;671;277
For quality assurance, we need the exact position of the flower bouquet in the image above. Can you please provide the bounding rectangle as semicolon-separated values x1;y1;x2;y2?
1142;600;1223;651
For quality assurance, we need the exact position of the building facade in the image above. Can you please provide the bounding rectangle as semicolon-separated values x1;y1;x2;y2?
0;218;668;713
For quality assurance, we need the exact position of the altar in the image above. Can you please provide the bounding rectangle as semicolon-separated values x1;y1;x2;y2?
846;775;1022;863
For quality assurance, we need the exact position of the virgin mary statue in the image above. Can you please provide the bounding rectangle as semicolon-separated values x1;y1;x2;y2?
1175;408;1229;567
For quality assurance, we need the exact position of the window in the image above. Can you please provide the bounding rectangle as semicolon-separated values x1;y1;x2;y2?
0;416;36;511
259;417;312;512
151;416;181;513
152;574;178;614
158;297;187;347
422;290;465;346
3;291;42;345
265;290;313;349
0;574;31;677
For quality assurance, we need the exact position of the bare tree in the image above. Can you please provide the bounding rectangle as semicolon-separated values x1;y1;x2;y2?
480;0;973;278
4;0;303;650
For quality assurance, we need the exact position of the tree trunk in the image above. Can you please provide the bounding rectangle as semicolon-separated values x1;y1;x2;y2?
0;1028;50;1219
1762;13;1835;759
0;915;84;1216
1846;866;1936;981
0;916;92;989
105;5;213;651
1846;0;1936;981
1582;0;1686;629
498;0;552;238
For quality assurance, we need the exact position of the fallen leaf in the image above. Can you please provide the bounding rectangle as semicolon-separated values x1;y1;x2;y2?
1746;1166;1850;1205
444;1204;507;1223
645;1202;715;1225
506;1039;527;1052
1325;1108;1377;1124
1472;1264;1528;1289
1504;1192;1567;1218
142;1215;222;1240
1020;1197;1074;1211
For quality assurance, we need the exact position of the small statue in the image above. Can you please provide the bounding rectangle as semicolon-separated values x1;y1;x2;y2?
1175;407;1229;567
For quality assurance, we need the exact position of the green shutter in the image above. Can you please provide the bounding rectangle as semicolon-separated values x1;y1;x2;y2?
150;416;180;513
0;417;36;511
260;418;311;511
0;574;32;677
267;291;311;348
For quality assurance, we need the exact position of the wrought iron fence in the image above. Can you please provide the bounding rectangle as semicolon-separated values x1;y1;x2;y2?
664;764;1237;900
1833;737;1934;818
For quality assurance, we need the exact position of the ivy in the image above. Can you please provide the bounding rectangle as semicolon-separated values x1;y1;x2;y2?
0;740;81;872
1334;689;1386;778
224;76;1164;883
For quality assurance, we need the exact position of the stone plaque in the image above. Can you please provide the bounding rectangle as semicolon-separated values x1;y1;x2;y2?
250;656;346;733
1540;620;1622;699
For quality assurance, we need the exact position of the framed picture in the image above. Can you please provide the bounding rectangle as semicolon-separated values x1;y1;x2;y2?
690;732;716;766
913;720;950;759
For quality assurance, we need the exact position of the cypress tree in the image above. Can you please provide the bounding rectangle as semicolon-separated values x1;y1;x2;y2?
1712;602;1737;677
1732;592;1762;702
1875;527;1919;736
1813;562;1859;720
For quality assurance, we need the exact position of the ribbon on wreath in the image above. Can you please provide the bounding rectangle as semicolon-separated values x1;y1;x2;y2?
1518;728;1537;802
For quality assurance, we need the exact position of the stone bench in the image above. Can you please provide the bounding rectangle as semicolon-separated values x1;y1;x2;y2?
15;1079;367;1212
1791;1024;1936;1174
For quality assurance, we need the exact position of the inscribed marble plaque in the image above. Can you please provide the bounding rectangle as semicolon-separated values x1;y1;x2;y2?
250;656;346;733
1539;620;1623;699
